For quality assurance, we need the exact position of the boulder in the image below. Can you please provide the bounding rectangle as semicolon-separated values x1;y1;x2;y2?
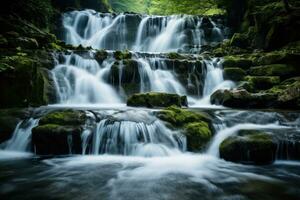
220;130;277;165
210;89;278;108
223;67;246;81
127;92;188;108
157;106;213;151
223;56;253;69
249;64;299;79
32;110;87;155
244;76;280;91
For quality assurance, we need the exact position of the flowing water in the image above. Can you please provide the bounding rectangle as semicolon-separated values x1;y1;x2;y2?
0;9;300;200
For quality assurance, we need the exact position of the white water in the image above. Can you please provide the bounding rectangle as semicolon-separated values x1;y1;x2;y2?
4;118;39;152
52;53;188;105
207;123;291;157
190;58;235;107
63;10;225;53
84;110;185;157
52;53;122;104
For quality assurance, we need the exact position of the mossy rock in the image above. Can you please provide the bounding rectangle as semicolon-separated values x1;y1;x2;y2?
114;50;132;60
210;89;278;108
220;130;277;165
230;33;249;49
95;49;108;62
157;106;211;127
0;54;55;108
257;52;300;66
39;110;86;126
244;76;280;90
223;67;246;81
184;122;212;151
157;106;213;152
127;92;188;108
249;64;298;79
167;52;186;60
277;80;300;109
32;124;83;155
223;56;253;69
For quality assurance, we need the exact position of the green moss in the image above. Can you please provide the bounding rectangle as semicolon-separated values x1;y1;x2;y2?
127;93;187;108
39;110;86;126
244;76;280;90
249;64;297;78
167;52;185;60
230;33;249;49
95;49;108;61
223;67;246;81
157;106;211;127
184;122;212;151
223;56;253;69
114;50;132;60
220;130;277;165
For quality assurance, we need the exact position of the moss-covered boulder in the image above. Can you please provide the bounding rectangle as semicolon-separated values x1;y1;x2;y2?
244;76;280;91
157;106;212;151
223;56;253;69
0;54;56;108
210;89;278;108
249;64;299;79
127;92;188;108
220;130;277;165
32;110;87;155
39;110;86;126
223;67;246;81
276;79;300;109
184;122;212;151
230;33;249;49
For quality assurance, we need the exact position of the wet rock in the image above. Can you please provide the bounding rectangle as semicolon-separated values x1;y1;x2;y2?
223;56;253;69
223;67;246;81
32;110;87;155
210;89;278;108
94;49;108;63
0;54;56;108
244;76;280;91
157;106;213;151
220;130;277;165
127;92;188;108
32;124;82;155
249;64;299;79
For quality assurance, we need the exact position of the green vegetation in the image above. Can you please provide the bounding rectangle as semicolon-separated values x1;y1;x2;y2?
108;0;225;16
127;92;188;108
220;130;277;165
157;106;213;151
39;110;86;125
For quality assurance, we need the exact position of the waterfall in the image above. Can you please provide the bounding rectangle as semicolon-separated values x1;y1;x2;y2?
206;123;290;157
81;110;186;157
52;53;122;105
4;118;39;152
63;10;226;53
190;58;235;107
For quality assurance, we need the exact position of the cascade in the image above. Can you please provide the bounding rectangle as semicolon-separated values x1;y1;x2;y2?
63;9;227;53
4;118;39;152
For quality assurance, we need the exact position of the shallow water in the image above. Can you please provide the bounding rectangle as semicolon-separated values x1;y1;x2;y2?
0;154;300;200
0;108;300;200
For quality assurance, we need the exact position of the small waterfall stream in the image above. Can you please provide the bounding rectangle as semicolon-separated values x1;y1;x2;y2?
63;10;226;53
